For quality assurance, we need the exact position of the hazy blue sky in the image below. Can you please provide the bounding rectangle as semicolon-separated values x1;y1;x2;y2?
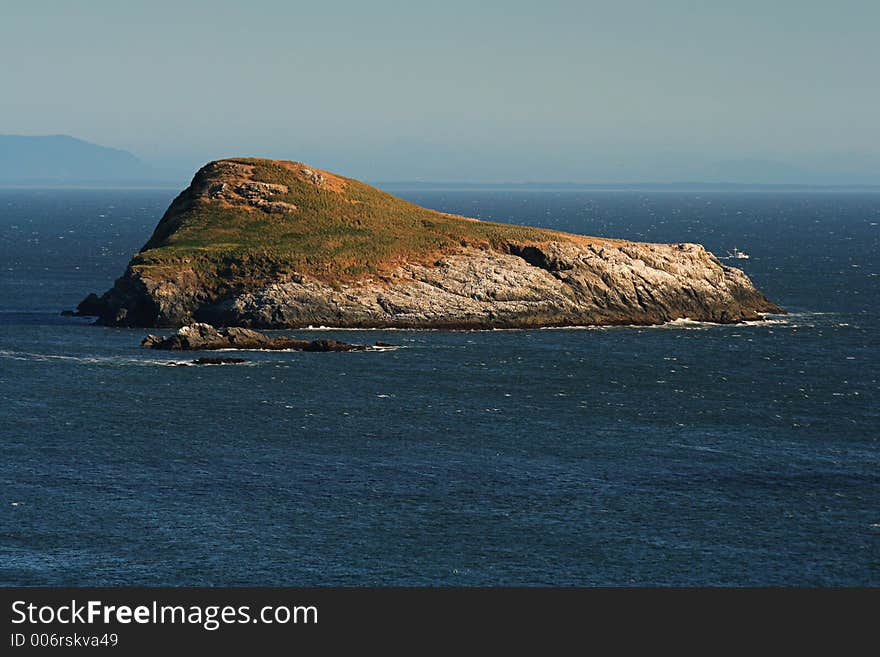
2;1;878;182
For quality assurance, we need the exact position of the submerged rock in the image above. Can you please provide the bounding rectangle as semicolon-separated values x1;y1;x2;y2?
302;339;366;352
191;356;247;365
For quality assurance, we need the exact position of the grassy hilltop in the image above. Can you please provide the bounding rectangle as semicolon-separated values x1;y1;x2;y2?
132;158;600;284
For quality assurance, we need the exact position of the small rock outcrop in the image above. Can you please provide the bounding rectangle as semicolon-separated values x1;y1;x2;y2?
142;323;369;351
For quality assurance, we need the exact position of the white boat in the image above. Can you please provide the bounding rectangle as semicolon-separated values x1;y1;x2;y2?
722;247;750;260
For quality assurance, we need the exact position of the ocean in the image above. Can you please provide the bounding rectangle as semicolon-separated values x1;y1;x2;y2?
0;188;877;585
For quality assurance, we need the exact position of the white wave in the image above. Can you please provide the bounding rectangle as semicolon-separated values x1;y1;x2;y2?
302;325;435;331
671;442;729;454
210;345;400;353
740;318;790;326
0;349;197;367
662;318;716;328
236;314;811;333
539;316;791;330
540;318;717;330
539;325;625;331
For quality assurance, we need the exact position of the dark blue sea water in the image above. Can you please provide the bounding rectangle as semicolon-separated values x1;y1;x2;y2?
1;188;877;586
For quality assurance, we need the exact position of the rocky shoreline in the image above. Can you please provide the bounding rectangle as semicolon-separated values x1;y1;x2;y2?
87;240;781;329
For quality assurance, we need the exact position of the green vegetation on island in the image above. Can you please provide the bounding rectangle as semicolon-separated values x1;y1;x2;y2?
133;158;598;283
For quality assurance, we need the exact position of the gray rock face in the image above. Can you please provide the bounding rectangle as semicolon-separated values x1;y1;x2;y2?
142;323;229;350
103;239;779;328
203;165;298;212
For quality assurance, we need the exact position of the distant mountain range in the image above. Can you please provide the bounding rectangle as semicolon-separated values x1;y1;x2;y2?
1;134;878;188
0;135;166;185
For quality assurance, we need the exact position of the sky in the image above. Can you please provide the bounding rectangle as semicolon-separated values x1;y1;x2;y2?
2;0;879;183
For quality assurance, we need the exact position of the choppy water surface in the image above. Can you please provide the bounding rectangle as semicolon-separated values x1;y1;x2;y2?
0;189;877;585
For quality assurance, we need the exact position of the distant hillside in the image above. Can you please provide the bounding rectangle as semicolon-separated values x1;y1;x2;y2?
0;134;159;185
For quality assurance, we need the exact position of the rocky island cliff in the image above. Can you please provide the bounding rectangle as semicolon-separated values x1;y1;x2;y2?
77;158;780;328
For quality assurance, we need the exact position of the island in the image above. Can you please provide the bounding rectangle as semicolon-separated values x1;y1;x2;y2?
76;158;780;328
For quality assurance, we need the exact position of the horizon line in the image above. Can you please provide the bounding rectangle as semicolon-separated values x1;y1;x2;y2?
2;179;880;192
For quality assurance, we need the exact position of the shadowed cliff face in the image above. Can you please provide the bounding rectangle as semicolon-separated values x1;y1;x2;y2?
78;158;781;328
